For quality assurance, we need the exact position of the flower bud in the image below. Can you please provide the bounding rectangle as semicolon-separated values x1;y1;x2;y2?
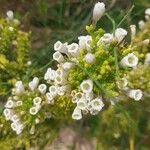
85;53;96;64
115;28;127;43
72;107;82;120
93;2;105;24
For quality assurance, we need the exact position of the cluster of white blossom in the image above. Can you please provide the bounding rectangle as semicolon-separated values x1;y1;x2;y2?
3;81;24;134
3;2;150;135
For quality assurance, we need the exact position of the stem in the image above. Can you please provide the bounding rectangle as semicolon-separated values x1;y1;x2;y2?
117;5;135;28
105;13;116;35
129;136;135;150
113;47;119;78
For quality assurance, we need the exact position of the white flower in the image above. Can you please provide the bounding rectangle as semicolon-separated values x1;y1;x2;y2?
38;84;47;94
97;33;113;45
6;10;14;20
44;68;56;81
78;35;92;51
90;97;104;111
115;28;127;42
62;62;74;71
93;2;105;24
85;92;94;101
68;43;79;57
54;75;67;85
80;79;93;93
120;53;138;68
130;25;136;41
15;81;24;94
49;85;58;97
53;51;64;63
11;115;20;123
145;8;150;16
128;89;143;101
29;107;39;115
138;20;145;30
5;100;14;108
56;69;68;77
46;92;54;104
144;53;150;65
3;109;13;120
85;53;96;64
85;36;92;51
33;97;42;106
77;98;87;110
75;92;83;101
29;77;39;91
54;41;68;54
54;41;62;51
72;107;82;120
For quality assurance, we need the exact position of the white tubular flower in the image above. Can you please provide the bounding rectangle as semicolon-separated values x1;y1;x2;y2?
91;97;104;111
54;41;68;54
46;92;54;104
11;115;20;123
92;2;105;24
72;107;82;120
130;25;136;41
128;89;143;101
6;10;14;20
120;53;138;68
55;75;67;85
138;20;145;30
15;81;24;94
115;28;127;43
3;109;13;120
16;101;23;107
85;53;96;64
117;78;128;89
77;98;87;110
29;77;39;91
97;33;113;45
57;85;71;96
53;51;64;63
33;97;42;106
68;43;79;57
75;92;83;101
38;84;47;94
29;107;39;115
56;69;67;77
80;79;93;93
62;62;74;71
78;35;91;50
44;68;56;81
145;8;150;16
85;92;94;101
145;53;150;65
54;41;62;51
5;100;14;108
85;36;92;51
49;85;58;97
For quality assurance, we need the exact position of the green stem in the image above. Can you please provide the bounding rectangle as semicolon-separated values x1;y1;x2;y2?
113;47;119;78
117;5;135;28
129;135;135;150
105;13;116;35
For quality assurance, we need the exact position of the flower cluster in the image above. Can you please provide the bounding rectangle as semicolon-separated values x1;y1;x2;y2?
2;2;150;135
